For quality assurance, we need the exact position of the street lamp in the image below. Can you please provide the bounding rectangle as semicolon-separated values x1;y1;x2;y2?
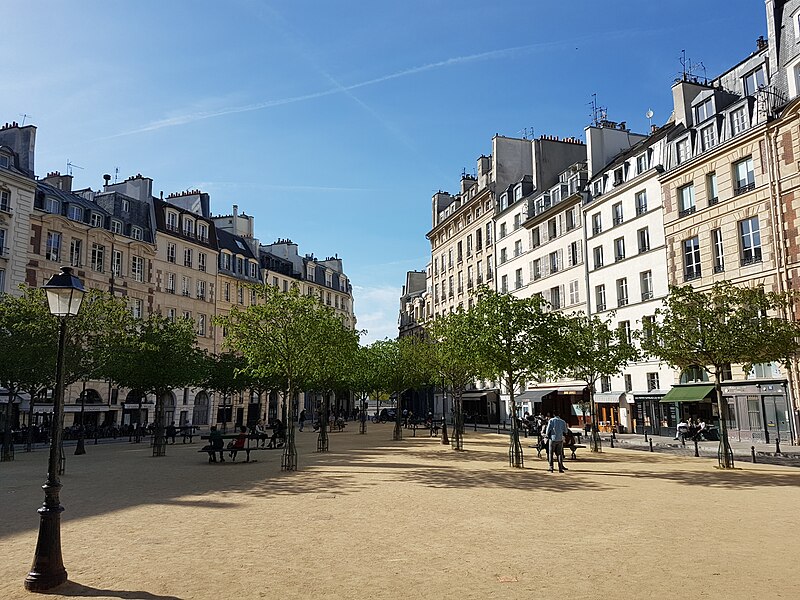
25;266;85;592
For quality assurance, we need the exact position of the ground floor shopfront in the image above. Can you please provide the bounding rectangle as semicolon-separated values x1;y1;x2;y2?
633;380;795;444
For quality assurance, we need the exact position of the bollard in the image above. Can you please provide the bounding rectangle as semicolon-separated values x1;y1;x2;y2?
497;423;500;434
776;438;782;456
681;435;686;447
693;438;699;457
751;446;757;463
610;436;615;448
644;431;649;443
503;420;507;430
611;430;616;440
649;439;654;452
474;421;477;432
412;424;416;438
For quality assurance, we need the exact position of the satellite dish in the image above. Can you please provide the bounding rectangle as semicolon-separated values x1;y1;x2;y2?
646;109;654;119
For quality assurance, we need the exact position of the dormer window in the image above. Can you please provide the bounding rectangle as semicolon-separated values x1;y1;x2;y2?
44;197;60;214
131;226;143;241
90;213;103;227
731;107;748;136
0;154;9;169
743;66;766;96
110;220;123;234
121;199;130;212
514;186;523;201
68;205;83;221
249;262;258;278
694;97;714;123
636;154;648;174
499;193;508;211
592;180;603;197
183;218;195;237
613;167;624;186
166;211;178;231
221;252;232;271
676;138;691;164
0;189;10;212
198;223;208;241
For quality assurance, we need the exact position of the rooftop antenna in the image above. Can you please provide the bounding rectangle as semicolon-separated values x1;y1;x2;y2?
589;94;608;127
114;167;119;183
517;127;534;140
18;113;32;126
678;50;707;84
66;159;83;176
646;109;654;129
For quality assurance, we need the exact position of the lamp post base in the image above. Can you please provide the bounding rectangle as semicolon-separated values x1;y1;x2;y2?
24;483;67;592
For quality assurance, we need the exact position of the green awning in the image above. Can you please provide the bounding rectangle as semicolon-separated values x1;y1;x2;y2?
660;385;715;403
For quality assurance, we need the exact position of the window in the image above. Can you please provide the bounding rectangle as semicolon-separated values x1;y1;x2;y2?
198;252;207;272
110;220;122;234
184;247;193;268
624;374;633;392
237;257;244;274
548;218;557;239
636;154;648;174
166;211;178;231
486;222;493;245
477;261;483;283
121;199;130;212
487;256;493;279
642;315;655;341
224;282;230;302
684;236;701;280
0;268;4;292
249;262;258;278
131;226;144;241
238;286;244;304
532;258;542;281
595;284;607;311
568;241;581;266
635;191;647;215
600;376;611;393
592;180;603;197
740;217;762;265
751;362;776;379
593;246;604;269
166;272;175;294
700;125;716;151
69;239;82;267
514;239;522;257
514;186;523;201
0;155;8;168
591;213;602;235
183;218;195;237
613;167;624;186
565;208;577;231
640;270;653;300
131;298;143;319
531;228;540;248
743;66;766;96
198;223;208;242
91;243;105;272
619;321;632;344
222;252;232;271
112;250;123;277
614;237;625;262
183;310;191;320
678;184;695;217
500;248;507;264
45;197;60;214
476;228;483;251
467;265;474;289
131;256;144;282
734;157;755;195
694;97;714;123
0;229;5;256
46;232;61;262
747;396;762;430
513;214;521;230
549;251;560;273
182;276;191;297
676;138;690;164
197;280;206;300
67;205;83;221
0;189;10;212
731;107;747;135
90;213;103;227
612;202;624;225
707;172;718;205
550;286;562;309
198;314;207;337
448;276;453;297
501;274;508;294
499;223;507;239
448;249;453;269
637;228;650;253
457;271;463;294
515;268;523;289
616;278;629;307
167;243;176;264
568;280;580;305
646;372;660;392
712;228;724;273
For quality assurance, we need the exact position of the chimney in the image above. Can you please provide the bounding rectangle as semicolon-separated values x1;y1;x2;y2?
232;204;238;235
103;174;111;188
42;171;73;192
0;123;36;177
756;35;767;51
671;79;706;127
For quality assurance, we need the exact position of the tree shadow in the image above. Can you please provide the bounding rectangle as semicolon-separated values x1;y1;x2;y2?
42;580;182;599
590;468;800;489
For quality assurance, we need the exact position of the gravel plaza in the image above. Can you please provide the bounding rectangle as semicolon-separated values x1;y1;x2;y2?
2;425;800;600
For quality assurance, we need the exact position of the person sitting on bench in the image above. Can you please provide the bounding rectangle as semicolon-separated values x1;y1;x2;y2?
267;419;285;449
227;426;248;459
206;425;225;463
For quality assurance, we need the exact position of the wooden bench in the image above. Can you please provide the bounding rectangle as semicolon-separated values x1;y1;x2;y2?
533;441;585;460
199;434;270;463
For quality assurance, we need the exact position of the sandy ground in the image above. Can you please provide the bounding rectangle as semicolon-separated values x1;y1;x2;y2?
2;424;800;600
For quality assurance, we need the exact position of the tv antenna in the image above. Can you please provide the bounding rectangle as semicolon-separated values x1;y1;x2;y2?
18;113;32;126
589;94;608;127
66;159;84;176
678;50;707;84
646;109;654;129
517;126;535;140
114;167;120;183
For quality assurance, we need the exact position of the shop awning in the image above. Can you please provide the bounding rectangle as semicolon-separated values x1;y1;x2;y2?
660;385;715;403
594;393;624;404
64;404;112;413
556;385;586;395
516;389;555;403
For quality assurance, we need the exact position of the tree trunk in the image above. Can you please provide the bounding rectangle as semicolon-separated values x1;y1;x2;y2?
317;392;329;452
152;390;166;457
359;393;367;434
1;387;16;462
393;391;403;441
451;392;464;451
75;380;87;455
440;387;449;445
25;390;36;453
714;373;734;469
281;387;298;471
589;389;602;453
508;379;523;468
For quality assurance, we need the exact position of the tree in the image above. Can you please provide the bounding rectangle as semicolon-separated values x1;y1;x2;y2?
216;285;330;471
347;343;380;435
200;352;252;432
104;313;203;457
638;282;800;469
425;310;480;451
559;313;639;452
0;288;57;461
470;288;562;467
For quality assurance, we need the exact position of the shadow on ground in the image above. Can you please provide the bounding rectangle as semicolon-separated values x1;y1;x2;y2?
43;581;182;599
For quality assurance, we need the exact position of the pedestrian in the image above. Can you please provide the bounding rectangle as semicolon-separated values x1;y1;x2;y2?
544;412;568;473
255;419;269;447
208;425;225;462
299;409;306;432
166;421;177;444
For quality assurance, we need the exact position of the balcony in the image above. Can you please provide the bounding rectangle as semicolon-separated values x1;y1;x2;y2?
617;298;629;307
165;224;179;233
182;290;191;297
597;303;607;311
592;226;602;235
166;288;175;294
0;246;8;258
734;182;755;196
708;197;719;206
612;216;624;226
641;291;653;301
684;270;702;282
678;206;696;218
741;255;763;267
636;204;647;216
199;264;206;272
0;203;12;214
713;264;725;274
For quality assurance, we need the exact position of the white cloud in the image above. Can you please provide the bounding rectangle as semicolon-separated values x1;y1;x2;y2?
352;284;401;344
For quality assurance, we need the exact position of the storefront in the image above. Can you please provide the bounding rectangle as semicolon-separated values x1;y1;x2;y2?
632;390;668;435
462;390;500;424
658;384;715;439
721;381;793;444
593;393;627;433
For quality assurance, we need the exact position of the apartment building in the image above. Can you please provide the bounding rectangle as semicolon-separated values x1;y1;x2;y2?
0;123;36;295
585;122;676;433
398;269;427;338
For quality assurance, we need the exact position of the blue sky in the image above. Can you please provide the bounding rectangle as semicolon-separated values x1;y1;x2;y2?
1;1;764;342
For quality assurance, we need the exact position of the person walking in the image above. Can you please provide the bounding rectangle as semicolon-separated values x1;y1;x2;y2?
544;412;568;473
299;409;306;432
